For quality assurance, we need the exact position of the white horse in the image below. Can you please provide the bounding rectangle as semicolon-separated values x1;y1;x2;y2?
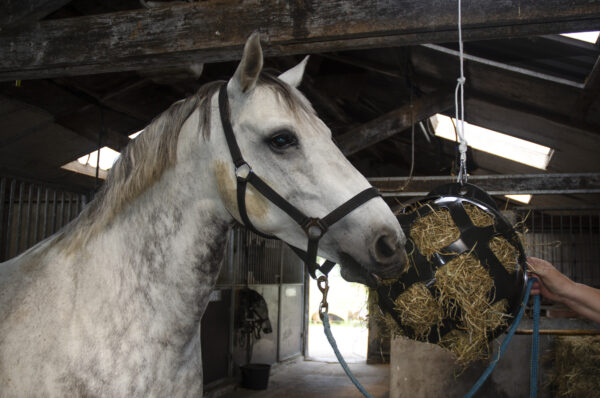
0;34;407;397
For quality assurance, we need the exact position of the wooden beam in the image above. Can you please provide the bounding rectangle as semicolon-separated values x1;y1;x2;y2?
1;0;600;81
411;45;600;134
0;0;72;28
336;90;453;155
369;173;600;197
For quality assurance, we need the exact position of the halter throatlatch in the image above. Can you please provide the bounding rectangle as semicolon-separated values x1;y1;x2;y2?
218;84;380;278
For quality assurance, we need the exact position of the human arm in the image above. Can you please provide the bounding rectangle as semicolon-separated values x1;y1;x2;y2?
527;256;600;323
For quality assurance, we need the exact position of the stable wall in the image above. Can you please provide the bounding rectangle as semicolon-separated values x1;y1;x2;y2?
201;228;306;388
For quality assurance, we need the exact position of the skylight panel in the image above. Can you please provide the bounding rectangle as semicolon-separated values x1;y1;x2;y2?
560;31;600;44
432;115;554;170
62;130;145;179
504;194;532;204
77;146;121;171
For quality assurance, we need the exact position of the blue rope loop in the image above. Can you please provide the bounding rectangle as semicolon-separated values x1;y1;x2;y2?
322;313;374;398
463;278;540;398
530;291;541;397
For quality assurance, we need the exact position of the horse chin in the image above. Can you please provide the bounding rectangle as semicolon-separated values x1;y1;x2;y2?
338;252;408;287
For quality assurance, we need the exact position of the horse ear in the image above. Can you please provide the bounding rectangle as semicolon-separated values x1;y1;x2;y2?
230;32;263;94
278;56;309;88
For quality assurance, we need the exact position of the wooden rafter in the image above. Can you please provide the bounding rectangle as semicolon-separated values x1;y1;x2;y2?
0;0;71;28
336;90;453;155
369;173;600;197
1;0;600;80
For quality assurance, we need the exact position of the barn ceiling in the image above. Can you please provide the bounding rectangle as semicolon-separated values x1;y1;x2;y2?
1;0;599;208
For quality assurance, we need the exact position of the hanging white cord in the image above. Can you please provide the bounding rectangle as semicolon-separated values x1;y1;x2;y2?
455;0;468;185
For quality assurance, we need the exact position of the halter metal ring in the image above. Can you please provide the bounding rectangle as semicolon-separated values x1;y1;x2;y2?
303;218;327;239
235;163;252;180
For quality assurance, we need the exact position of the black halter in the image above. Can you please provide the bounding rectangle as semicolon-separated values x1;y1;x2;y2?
218;84;380;278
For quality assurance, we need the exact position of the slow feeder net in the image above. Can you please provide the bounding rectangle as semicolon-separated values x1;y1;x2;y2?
375;183;526;365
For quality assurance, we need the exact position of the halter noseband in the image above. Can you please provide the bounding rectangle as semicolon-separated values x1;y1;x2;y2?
218;84;380;279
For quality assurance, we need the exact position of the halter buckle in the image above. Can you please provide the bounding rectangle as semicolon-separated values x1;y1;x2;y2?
235;163;252;181
303;218;327;239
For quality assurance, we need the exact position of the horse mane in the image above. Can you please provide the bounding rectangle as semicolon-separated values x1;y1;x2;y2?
54;73;315;253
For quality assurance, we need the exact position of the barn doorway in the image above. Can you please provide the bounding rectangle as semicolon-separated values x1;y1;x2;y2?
306;263;369;362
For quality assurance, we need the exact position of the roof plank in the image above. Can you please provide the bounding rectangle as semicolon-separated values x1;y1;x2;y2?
1;0;600;80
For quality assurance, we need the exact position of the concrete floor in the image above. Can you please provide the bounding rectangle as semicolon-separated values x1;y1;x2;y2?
215;360;389;398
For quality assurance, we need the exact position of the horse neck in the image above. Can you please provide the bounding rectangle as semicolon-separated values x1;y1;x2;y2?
74;149;233;342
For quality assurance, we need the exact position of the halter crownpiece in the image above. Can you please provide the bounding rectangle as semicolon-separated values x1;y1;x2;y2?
218;84;381;278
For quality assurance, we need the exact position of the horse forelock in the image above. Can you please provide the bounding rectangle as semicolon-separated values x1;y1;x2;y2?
54;73;314;253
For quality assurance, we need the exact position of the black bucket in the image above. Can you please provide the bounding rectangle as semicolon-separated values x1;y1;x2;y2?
240;363;271;390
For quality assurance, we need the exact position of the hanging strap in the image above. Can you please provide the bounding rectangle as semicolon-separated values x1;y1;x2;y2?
455;0;468;185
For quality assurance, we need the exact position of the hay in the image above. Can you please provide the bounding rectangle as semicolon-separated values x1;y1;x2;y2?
464;203;495;227
489;236;518;274
410;207;460;259
432;253;511;364
410;204;496;260
548;336;600;397
381;203;519;365
393;283;443;340
438;330;488;364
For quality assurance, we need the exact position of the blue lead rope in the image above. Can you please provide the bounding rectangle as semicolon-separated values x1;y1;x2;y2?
464;278;540;398
530;288;541;397
322;313;374;398
322;278;540;398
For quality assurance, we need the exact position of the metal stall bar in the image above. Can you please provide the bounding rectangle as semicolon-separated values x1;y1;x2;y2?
59;192;65;230
4;180;16;260
42;188;49;239
33;185;41;244
0;178;6;261
65;192;72;225
51;190;57;234
14;181;24;255
24;184;33;249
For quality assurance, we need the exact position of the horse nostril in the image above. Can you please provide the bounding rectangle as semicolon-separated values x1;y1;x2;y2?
374;234;397;260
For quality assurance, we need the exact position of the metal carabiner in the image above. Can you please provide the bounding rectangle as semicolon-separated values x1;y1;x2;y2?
317;275;329;320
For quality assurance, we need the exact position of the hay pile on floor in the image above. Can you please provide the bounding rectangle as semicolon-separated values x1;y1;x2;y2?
547;336;600;397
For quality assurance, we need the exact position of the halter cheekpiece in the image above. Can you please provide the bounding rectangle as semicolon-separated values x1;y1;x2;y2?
218;84;380;278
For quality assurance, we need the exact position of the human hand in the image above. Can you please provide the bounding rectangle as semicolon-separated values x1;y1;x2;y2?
527;257;575;303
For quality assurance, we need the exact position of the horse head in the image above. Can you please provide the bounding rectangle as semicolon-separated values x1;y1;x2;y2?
211;34;407;284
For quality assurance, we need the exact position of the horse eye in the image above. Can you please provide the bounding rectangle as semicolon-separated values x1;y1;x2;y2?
269;130;297;150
